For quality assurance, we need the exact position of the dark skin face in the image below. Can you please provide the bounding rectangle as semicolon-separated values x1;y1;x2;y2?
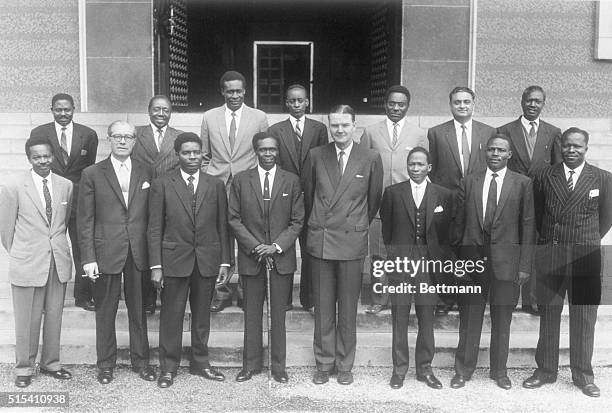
521;90;545;121
385;92;409;123
561;132;588;169
28;144;54;177
51;99;74;126
407;151;431;184
177;141;203;175
485;138;512;172
285;88;309;119
255;137;279;171
148;97;172;129
221;79;245;112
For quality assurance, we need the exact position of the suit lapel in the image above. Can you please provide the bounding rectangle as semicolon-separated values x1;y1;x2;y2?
50;174;64;229
323;144;341;189
127;161;143;210
248;169;265;215
216;108;231;156
399;183;416;231
270;169;284;206
48;125;66;169
562;163;595;217
234;107;252;157
101;158;127;209
493;171;513;224
444;123;463;173
141;126;160;158
425;185;436;232
378;121;393;150
473;173;485;230
509;119;530;171
24;173;48;224
194;172;208;215
468;123;483;173
301;118;316;165
531;122;551;169
160;127;175;156
280;120;300;172
548;164;569;208
170;171;195;223
66;125;82;170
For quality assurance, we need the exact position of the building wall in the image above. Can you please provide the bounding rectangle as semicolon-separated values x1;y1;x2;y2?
0;0;81;112
475;0;612;118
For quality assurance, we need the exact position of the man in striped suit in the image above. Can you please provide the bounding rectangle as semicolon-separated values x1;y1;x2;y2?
523;127;612;397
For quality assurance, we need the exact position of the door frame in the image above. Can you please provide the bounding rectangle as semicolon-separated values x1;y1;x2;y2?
253;41;315;112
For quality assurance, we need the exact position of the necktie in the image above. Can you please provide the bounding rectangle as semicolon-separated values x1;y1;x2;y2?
484;172;498;233
157;128;164;150
392;122;398;147
42;178;52;224
118;163;129;205
567;169;574;191
229;112;237;152
187;175;196;215
338;151;345;176
461;125;470;175
295;119;302;141
263;172;271;240
414;185;422;208
60;127;69;164
526;121;536;159
294;119;303;162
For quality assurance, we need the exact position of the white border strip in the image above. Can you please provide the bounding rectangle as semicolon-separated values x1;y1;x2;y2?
78;0;88;112
468;0;478;91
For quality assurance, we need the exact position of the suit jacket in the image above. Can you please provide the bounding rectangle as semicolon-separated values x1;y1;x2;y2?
132;125;183;178
200;105;269;185
0;172;73;287
77;158;152;274
456;169;535;281
148;170;231;278
303;142;383;260
229;167;304;275
359;119;428;188
428;119;496;193
533;163;612;277
497;117;562;177
268;117;328;177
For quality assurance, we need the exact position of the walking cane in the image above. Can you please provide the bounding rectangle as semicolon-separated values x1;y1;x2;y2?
264;256;274;388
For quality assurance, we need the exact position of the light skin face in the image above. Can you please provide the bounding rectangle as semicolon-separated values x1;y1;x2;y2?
521;90;545;122
221;79;245;111
449;91;474;124
51;99;74;127
285;88;309;119
148;97;172;129
28;144;54;177
485;138;512;172
108;123;136;162
255;137;279;171
177;141;203;175
407;151;431;185
561;132;588;169
385;92;409;123
329;113;355;150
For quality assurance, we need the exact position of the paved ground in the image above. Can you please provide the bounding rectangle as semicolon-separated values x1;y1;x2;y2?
1;364;611;412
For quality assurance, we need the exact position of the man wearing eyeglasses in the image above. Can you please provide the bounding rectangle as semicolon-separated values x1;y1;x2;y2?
77;121;156;385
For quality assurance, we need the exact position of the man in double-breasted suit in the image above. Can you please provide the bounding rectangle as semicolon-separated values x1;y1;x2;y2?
148;132;231;388
30;93;98;311
268;84;328;312
78;121;155;385
428;86;496;315
360;85;429;314
380;147;454;390
132;95;184;315
451;134;535;390
523;127;612;398
304;105;383;385
229;132;304;383
497;85;562;315
201;70;269;312
0;137;74;388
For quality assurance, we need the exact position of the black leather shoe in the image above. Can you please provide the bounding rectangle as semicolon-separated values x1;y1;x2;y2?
417;374;443;389
365;304;389;314
97;368;113;385
494;376;512;390
133;365;156;381
389;374;404;389
272;370;289;383
521;305;539;316
157;372;175;388
15;375;31;388
522;374;555;389
40;368;72;380
235;369;261;382
210;299;231;313
144;303;156;315
75;299;96;311
189;366;225;381
337;371;353;385
579;383;600;398
435;304;449;316
312;370;329;384
450;374;468;389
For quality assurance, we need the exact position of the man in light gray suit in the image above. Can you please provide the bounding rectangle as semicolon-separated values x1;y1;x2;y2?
0;137;74;388
359;85;428;314
200;70;269;312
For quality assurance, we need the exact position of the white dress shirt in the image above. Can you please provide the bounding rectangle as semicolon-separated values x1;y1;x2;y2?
110;155;132;206
482;167;507;221
454;119;473;173
335;140;354;175
150;123;168;151
258;164;276;197
225;104;244;135
54;121;73;153
386;117;406;143
564;161;585;190
410;178;427;208
31;170;53;208
180;168;199;192
520;116;539;134
289;115;306;137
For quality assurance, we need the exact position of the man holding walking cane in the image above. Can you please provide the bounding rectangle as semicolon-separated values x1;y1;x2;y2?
229;132;304;383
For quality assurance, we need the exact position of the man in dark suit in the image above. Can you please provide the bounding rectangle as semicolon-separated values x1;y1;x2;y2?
451;134;535;390
523;127;612;398
303;105;383;385
30;93;98;311
132;94;184;315
78;121;155;385
268;84;328;313
148;132;230;388
380;147;453;390
360;85;429;314
498;85;562;315
229;132;304;383
428;86;496;315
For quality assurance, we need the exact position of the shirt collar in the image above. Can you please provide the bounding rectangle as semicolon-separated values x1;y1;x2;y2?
225;104;244;118
31;169;53;183
486;166;507;180
386;117;406;128
55;121;73;132
150;123;168;134
180;168;199;182
453;119;472;131
564;161;585;177
258;164;277;178
520;116;539;131
335;140;354;158
110;155;131;171
409;178;427;190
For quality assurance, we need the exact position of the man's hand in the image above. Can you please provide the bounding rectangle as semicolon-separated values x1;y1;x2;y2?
216;266;230;285
516;271;530;286
83;262;99;281
253;244;277;259
151;268;164;290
